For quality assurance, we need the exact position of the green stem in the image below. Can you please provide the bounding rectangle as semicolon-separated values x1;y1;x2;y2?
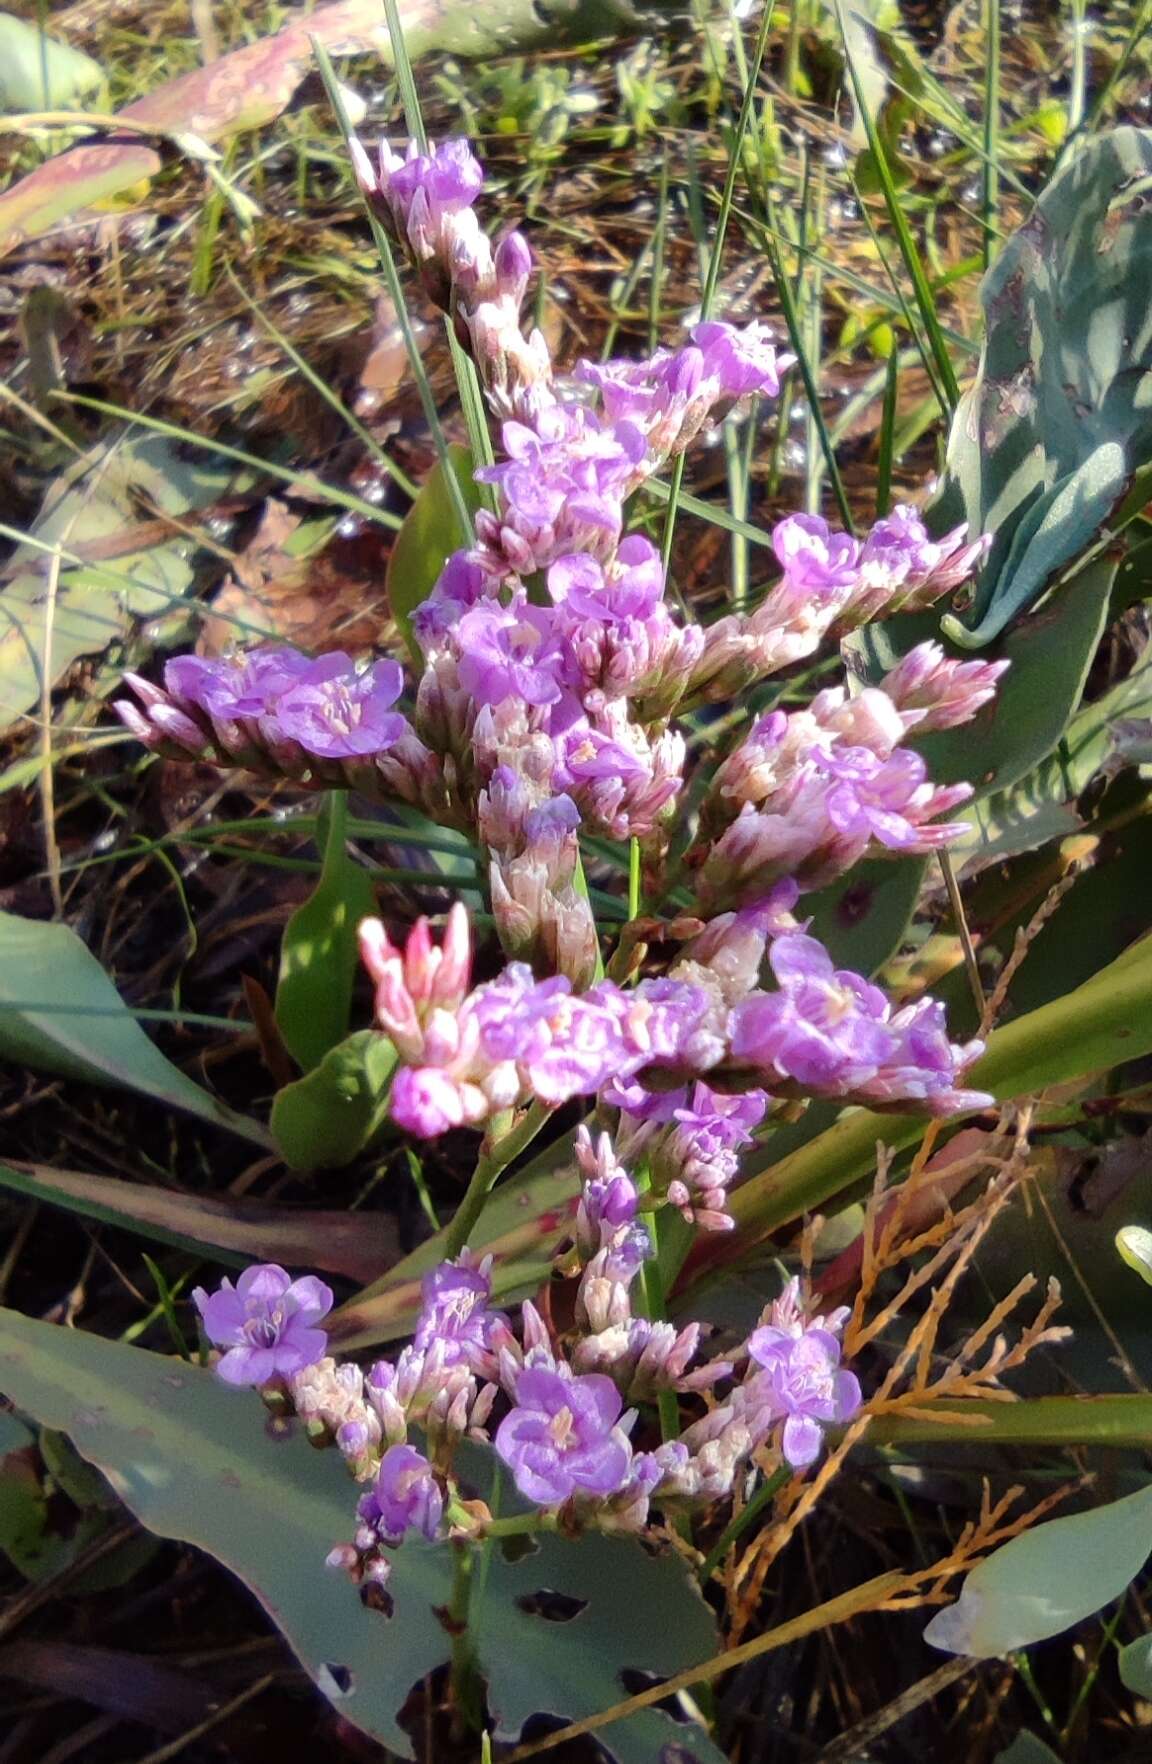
698;1465;790;1583
866;1394;1152;1448
443;1100;553;1260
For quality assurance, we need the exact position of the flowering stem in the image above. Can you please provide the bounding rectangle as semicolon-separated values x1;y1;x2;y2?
632;1164;681;1446
448;1541;483;1733
443;1099;554;1260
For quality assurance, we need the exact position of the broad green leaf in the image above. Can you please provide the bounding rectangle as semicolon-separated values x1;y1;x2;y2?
713;934;1152;1266
940;640;1152;874
275;793;376;1071
803;855;926;975
0;910;268;1147
385;443;479;663
1117;1226;1152;1289
923;1485;1152;1655
0;1311;723;1761
933;127;1152;638
993;1736;1064;1764
0;13;105;108
1119;1634;1152;1697
0;435;235;733
941;444;1127;649
270;1029;397;1169
0;1160;398;1282
853;556;1115;805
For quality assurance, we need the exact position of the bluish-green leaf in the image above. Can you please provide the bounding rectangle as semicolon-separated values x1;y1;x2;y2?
270;1029;397;1170
942;444;1127;648
993;1736;1064;1764
924;1485;1152;1655
0;910;268;1147
934;127;1152;637
1119;1633;1152;1697
275;793;376;1071
0;13;104;109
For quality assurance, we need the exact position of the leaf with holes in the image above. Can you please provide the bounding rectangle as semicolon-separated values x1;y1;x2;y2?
0;1311;723;1761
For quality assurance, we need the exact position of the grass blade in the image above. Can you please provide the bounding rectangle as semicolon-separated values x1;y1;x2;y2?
833;0;960;410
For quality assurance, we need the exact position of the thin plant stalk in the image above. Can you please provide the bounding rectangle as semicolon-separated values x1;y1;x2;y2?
982;0;1001;273
834;0;959;410
660;0;777;570
311;39;476;544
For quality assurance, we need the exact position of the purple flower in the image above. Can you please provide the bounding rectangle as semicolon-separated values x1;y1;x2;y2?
163;646;315;721
386;138;484;218
692;319;789;398
729;933;990;1115
748;1285;861;1469
414;1256;502;1370
412;550;499;643
821;745;972;852
455;595;568;709
494;1364;633;1504
851;506;990;621
474;405;645;573
192;1264;333;1386
273;655;407;759
357;1443;443;1544
772;514;861;596
881;641;1009;732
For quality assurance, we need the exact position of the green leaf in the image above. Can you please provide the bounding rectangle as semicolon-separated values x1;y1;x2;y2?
0;434;236;734
0;1160;398;1282
865;1393;1152;1449
1119;1633;1152;1697
993;1736;1065;1764
0;1310;723;1761
853;555;1115;805
941;445;1127;649
275;793;376;1071
1117;1226;1152;1289
934;127;1152;640
270;1029;397;1170
0;910;268;1147
385;444;479;664
923;1485;1152;1655
803;855;926;975
0;13;105;108
715;934;1152;1264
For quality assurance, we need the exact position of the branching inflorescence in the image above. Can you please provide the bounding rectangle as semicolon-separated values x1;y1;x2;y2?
125;137;1012;1591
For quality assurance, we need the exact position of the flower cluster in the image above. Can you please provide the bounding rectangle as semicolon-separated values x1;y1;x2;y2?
194;1232;862;1584
131;132;1004;1594
362;902;991;1148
